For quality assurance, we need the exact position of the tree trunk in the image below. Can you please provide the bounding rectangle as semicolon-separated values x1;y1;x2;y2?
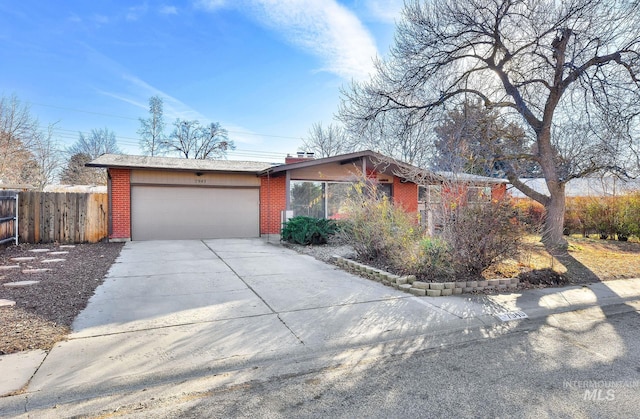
542;182;568;251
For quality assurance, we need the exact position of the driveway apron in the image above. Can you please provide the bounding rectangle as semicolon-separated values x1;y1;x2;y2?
27;239;488;394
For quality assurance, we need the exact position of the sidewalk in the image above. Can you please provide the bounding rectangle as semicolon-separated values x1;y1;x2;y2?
1;239;639;406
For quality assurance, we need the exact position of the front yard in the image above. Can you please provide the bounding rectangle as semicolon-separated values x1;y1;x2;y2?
1;235;639;356
0;242;123;355
293;234;640;288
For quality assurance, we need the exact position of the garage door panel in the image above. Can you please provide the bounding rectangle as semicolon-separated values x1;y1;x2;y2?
131;186;259;240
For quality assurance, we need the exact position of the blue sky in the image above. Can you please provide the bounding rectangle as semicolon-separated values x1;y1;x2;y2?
0;0;403;162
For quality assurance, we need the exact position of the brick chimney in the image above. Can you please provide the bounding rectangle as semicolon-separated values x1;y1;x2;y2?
285;151;316;164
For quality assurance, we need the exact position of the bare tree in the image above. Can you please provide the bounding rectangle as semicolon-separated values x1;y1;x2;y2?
163;119;234;159
340;0;640;250
29;123;63;190
138;96;166;156
64;127;121;185
302;122;350;157
0;94;39;184
68;127;121;159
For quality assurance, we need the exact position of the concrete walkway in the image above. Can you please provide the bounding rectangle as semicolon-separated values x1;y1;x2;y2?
2;238;640;401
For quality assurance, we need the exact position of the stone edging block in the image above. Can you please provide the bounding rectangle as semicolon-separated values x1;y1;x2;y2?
332;255;522;298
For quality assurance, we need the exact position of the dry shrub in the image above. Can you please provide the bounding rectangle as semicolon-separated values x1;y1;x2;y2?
565;193;640;240
439;198;524;279
513;198;545;233
339;181;421;265
340;182;525;281
401;237;456;281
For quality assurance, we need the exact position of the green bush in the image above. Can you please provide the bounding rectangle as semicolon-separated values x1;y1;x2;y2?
281;216;337;245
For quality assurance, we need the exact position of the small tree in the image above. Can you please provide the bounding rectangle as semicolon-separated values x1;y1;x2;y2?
438;197;523;279
60;153;103;185
138;96;166;156
340;180;421;263
29;123;62;190
433;101;535;177
0;94;39;185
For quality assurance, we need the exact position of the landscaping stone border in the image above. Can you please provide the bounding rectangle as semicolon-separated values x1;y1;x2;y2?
331;255;519;297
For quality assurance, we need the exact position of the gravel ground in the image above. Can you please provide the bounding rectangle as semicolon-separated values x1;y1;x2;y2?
282;236;356;263
0;242;123;355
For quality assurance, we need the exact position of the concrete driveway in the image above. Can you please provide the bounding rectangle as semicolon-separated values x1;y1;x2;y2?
27;238;494;395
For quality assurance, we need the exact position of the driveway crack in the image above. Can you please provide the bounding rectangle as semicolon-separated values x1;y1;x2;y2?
277;315;305;345
202;241;305;345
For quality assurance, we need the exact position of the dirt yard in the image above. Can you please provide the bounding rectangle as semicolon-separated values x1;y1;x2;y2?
0;242;123;355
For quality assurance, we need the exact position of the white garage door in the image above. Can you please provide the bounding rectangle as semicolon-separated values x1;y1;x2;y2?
131;186;259;240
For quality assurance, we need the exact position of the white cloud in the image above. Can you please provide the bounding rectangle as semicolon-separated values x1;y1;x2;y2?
364;0;404;24
102;74;268;150
117;74;206;121
159;5;179;15
197;0;379;80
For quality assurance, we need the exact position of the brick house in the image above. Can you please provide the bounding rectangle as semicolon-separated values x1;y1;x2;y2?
88;150;506;241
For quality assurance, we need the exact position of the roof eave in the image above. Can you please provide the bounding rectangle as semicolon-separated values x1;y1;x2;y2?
86;162;263;175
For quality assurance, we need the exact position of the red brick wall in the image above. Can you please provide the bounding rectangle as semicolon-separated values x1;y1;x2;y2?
260;175;287;235
109;168;131;240
258;174;421;235
393;177;418;213
492;183;507;200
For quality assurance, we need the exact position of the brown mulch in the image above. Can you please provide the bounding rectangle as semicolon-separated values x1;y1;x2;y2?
0;242;123;355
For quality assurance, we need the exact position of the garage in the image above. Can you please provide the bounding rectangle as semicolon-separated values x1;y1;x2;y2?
86;154;272;241
131;186;259;240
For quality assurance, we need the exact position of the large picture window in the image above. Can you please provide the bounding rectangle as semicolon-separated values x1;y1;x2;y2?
290;181;324;218
290;181;390;219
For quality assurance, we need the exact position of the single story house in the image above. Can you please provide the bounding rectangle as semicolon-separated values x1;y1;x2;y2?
509;177;640;198
87;150;507;241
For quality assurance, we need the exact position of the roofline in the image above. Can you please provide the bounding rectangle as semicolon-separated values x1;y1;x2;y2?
86;162;264;175
260;150;372;175
259;150;413;176
86;154;273;175
259;150;506;184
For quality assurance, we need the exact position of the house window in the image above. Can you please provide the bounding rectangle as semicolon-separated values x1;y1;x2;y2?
326;182;354;219
290;181;324;218
375;183;393;201
418;185;442;204
289;180;391;219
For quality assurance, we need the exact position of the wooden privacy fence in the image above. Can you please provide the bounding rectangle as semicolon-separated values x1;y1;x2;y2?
0;191;18;245
17;192;108;244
